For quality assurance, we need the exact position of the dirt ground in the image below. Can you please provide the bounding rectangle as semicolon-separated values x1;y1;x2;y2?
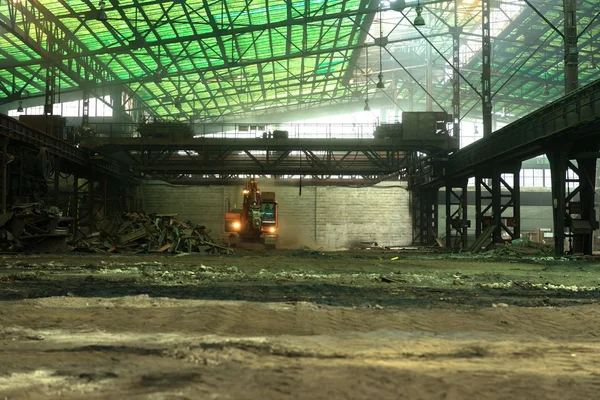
1;249;599;399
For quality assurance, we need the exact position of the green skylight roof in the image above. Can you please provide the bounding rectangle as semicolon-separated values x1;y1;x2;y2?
1;1;598;123
0;0;371;120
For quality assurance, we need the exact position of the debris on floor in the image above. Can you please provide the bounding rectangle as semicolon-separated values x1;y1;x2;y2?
72;212;233;255
0;203;72;253
487;238;554;256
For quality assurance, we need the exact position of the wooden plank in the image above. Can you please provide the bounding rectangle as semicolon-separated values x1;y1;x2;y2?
156;243;171;253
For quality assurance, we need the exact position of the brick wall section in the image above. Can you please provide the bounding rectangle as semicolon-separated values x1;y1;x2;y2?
140;180;411;249
315;184;411;248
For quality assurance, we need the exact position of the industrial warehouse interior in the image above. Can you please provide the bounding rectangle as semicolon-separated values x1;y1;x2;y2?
1;0;600;398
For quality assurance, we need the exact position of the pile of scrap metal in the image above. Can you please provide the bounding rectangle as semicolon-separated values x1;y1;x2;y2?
73;212;232;254
0;203;72;253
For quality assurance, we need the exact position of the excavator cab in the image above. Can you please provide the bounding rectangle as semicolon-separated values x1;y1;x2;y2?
261;203;276;222
224;179;278;249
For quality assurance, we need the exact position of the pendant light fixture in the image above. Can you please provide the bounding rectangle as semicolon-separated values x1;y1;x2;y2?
542;84;550;96
364;99;371;111
414;1;425;26
17;100;24;113
97;0;108;21
542;57;550;96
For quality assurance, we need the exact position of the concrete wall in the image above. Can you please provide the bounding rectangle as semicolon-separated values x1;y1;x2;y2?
140;180;411;249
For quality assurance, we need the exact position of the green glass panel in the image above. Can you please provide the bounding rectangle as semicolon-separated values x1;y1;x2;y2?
0;0;372;118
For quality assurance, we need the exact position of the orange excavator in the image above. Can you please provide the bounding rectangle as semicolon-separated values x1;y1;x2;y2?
224;179;278;249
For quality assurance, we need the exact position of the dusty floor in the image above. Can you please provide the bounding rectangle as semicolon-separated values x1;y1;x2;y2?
1;249;600;399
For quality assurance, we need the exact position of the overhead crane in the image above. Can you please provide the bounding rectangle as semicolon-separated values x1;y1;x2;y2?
80;112;457;179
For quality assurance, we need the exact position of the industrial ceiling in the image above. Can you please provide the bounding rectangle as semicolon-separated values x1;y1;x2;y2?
0;0;598;123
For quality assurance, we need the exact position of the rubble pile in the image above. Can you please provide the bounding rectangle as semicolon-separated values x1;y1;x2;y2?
489;238;554;257
0;203;72;253
74;212;232;254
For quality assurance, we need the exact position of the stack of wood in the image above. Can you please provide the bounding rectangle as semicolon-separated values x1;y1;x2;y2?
75;212;232;254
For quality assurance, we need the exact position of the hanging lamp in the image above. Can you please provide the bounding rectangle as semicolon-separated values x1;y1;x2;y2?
97;0;108;21
542;57;550;96
414;1;425;26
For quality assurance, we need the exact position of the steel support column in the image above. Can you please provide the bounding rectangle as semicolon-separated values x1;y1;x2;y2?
473;164;520;249
72;175;79;236
111;87;126;122
547;145;571;255
571;157;597;254
121;185;127;212
44;63;56;116
495;165;521;241
548;140;598;255
491;172;503;243
82;87;90;134
482;0;492;136
445;180;468;249
392;73;400;122
53;156;60;205
475;174;492;240
103;178;108;217
452;1;461;141
412;187;439;246
1;138;8;214
411;187;421;245
426;45;433;112
563;0;578;93
88;180;95;234
44;61;57;139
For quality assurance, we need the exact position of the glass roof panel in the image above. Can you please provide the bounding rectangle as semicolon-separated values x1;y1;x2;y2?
3;0;596;122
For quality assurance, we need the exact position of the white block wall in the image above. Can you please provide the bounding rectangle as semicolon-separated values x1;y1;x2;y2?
140;180;411;249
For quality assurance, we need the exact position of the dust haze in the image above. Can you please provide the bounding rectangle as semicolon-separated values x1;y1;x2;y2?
276;217;346;251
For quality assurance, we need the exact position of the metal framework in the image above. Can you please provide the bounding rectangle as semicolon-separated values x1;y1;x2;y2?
0;114;131;180
411;186;438;247
81;136;431;177
439;79;600;180
0;115;136;234
422;77;600;255
444;179;467;249
0;0;373;120
1;1;598;124
473;165;520;251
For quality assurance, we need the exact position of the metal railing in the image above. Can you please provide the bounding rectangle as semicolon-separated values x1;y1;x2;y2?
81;121;379;140
0;114;133;181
